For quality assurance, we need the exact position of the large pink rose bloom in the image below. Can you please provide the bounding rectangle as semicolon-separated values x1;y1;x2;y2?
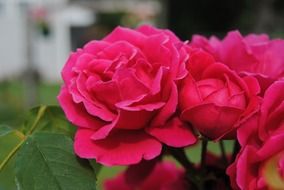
104;161;187;190
179;47;261;140
227;81;284;190
58;25;196;166
191;31;284;92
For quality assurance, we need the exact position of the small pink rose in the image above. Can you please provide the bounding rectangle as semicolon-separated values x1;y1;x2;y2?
179;47;261;140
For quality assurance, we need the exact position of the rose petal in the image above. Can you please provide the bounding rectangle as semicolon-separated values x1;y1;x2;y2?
116;101;165;111
227;146;259;190
251;39;284;78
257;133;284;160
57;87;104;129
97;41;138;61
245;33;269;44
219;31;259;73
179;74;203;110
73;53;94;73
74;129;162;166
181;103;243;140
114;68;149;101
91;122;115;140
103;26;146;47
137;24;181;43
202;63;247;92
191;35;218;55
61;51;82;86
83;40;110;54
151;82;178;127
115;109;154;130
242;76;260;95
237;111;260;146
226;161;239;190
146;117;197;147
104;174;131;190
260;81;284;140
264;101;284;134
71;75;116;121
141;34;171;67
140;162;185;190
186;47;215;80
125;159;158;187
237;146;260;190
240;71;275;94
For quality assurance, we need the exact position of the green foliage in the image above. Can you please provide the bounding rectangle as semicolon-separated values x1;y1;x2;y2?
0;125;24;190
21;106;76;137
16;133;96;190
0;106;98;190
89;160;102;175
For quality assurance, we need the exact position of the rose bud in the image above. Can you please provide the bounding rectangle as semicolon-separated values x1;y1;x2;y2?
179;47;261;140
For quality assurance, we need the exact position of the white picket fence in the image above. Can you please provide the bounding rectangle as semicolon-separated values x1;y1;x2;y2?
0;0;94;82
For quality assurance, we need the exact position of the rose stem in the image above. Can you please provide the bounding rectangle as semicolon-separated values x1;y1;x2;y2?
231;140;240;163
168;147;200;188
201;138;208;172
219;140;228;166
168;147;195;172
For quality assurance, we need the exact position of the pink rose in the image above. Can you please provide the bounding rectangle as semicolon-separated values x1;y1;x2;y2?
58;25;197;166
104;161;187;190
179;47;261;140
191;31;284;92
227;81;284;190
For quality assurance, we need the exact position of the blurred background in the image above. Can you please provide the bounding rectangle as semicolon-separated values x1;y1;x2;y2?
0;0;284;188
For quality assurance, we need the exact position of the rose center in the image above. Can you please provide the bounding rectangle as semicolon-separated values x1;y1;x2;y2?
197;78;246;109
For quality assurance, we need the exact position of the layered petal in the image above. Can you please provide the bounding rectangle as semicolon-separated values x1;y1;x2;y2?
57;87;104;129
74;128;162;166
146;117;197;147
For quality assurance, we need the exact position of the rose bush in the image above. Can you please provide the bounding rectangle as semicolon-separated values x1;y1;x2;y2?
58;25;197;166
104;160;187;190
227;80;284;189
191;31;284;92
179;47;261;140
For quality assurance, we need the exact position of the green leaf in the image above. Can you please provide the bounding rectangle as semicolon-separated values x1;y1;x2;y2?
1;106;75;173
89;160;102;175
21;106;76;137
0;106;78;189
16;132;96;190
0;125;25;190
0;152;18;190
0;125;25;169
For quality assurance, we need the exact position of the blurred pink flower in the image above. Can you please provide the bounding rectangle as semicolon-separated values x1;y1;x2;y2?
104;161;187;190
191;31;284;92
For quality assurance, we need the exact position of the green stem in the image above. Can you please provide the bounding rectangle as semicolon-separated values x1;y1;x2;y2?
0;106;46;171
219;140;228;166
169;147;200;189
231;140;240;163
0;139;25;171
26;105;47;135
168;147;195;172
201;139;208;172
